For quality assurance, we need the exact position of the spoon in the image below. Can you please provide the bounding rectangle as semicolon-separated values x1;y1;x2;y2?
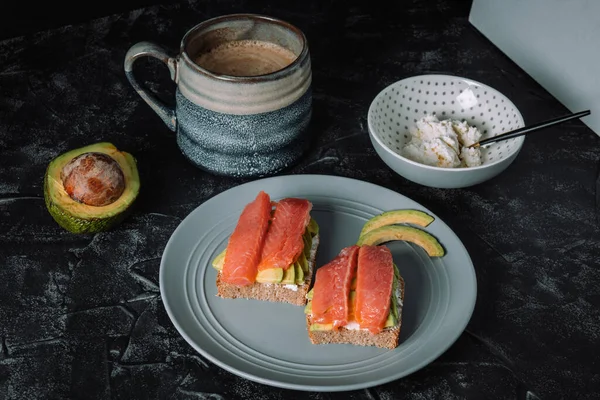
468;110;591;148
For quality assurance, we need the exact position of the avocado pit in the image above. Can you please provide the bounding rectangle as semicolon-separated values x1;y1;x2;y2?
60;152;125;207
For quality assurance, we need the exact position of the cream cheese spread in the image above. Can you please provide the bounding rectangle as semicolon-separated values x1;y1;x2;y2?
402;114;483;168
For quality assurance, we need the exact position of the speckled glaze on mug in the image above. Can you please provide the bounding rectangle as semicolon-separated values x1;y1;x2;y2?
124;14;312;177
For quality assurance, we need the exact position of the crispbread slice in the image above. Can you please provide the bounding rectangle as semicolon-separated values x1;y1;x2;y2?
216;234;320;306
306;273;405;349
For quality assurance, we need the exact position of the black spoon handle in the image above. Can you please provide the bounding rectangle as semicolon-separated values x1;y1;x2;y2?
471;110;591;148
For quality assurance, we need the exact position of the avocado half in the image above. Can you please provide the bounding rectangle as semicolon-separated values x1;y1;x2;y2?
43;142;140;234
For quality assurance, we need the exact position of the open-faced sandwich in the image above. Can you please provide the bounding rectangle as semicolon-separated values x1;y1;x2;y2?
304;244;404;349
303;208;446;349
211;191;320;306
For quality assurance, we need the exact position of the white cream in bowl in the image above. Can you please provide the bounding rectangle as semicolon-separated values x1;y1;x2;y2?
402;114;483;168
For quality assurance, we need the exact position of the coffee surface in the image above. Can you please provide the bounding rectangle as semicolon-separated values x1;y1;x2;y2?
194;40;297;76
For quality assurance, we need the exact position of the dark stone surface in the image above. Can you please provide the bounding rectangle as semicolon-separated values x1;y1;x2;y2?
1;0;599;399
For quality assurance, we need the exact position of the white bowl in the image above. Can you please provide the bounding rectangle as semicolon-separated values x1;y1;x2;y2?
367;74;525;188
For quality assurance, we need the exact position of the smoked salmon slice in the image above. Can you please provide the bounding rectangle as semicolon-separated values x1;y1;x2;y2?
311;245;359;329
355;245;394;334
258;198;312;271
221;191;272;286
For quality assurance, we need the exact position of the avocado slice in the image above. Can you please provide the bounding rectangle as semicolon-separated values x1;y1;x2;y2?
302;234;310;256
348;291;357;321
356;225;445;257
294;262;305;285
212;248;227;270
306;288;314;300
383;311;396;327
302;233;312;261
307;218;319;236
389;264;400;322
43;142;140;234
304;300;312;314
256;268;284;283
359;209;434;238
281;265;296;284
297;250;309;274
309;323;334;331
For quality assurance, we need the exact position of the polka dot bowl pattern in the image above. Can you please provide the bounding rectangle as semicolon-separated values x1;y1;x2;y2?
367;74;525;188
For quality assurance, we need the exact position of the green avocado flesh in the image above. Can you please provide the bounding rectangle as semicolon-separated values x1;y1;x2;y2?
294;262;305;285
43;142;140;234
281;264;296;284
305;264;401;331
359;209;434;238
256;268;284;283
212;218;318;285
356;225;445;257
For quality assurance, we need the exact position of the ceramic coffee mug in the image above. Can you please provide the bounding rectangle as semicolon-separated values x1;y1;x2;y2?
124;14;312;177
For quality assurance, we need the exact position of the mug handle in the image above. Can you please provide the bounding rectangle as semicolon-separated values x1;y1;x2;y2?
124;41;178;132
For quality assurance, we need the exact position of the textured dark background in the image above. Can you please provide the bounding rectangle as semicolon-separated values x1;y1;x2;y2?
1;0;600;399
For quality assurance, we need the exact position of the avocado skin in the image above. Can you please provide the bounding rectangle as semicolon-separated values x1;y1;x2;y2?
43;142;140;234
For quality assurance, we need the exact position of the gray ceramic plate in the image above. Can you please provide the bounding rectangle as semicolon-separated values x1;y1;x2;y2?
159;175;477;392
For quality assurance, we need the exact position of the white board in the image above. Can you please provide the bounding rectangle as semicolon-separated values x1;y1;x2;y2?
469;0;599;136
